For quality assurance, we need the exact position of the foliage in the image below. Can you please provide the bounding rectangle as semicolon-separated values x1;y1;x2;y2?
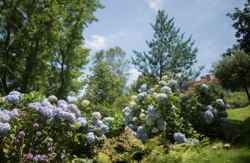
132;10;197;80
0;0;102;97
228;0;250;53
85;47;128;106
225;91;249;108
213;50;250;101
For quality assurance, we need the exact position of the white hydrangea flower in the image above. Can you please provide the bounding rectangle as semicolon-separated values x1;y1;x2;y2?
155;93;168;102
174;132;187;144
92;112;102;121
103;117;114;126
81;100;90;107
160;86;172;95
159;80;168;87
204;110;214;124
67;95;77;103
216;99;225;107
0;122;11;135
168;80;178;90
48;95;58;103
139;112;146;121
151;127;159;134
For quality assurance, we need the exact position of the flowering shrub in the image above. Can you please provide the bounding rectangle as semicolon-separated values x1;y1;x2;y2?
0;91;115;162
181;83;229;137
123;76;194;142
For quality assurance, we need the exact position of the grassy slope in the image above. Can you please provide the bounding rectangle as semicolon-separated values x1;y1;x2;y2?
143;106;250;163
227;106;250;121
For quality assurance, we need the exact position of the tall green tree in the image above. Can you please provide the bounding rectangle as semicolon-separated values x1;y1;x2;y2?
85;47;128;105
132;10;197;80
213;50;250;102
0;0;101;97
228;0;250;53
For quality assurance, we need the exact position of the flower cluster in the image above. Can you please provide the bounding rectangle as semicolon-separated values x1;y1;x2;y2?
199;85;228;124
0;108;19;136
27;96;113;144
87;112;113;143
4;91;22;104
28;97;84;125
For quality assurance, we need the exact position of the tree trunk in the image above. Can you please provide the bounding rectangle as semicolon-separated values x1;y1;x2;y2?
243;85;250;102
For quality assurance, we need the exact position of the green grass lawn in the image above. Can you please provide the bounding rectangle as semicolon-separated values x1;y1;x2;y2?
227;105;250;121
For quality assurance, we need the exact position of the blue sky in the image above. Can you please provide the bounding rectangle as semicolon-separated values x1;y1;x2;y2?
84;0;245;82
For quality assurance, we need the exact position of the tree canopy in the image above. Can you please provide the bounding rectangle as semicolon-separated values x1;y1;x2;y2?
132;10;197;80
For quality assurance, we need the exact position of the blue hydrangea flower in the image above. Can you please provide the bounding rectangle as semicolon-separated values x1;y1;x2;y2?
0;110;10;123
87;132;95;144
77;117;87;127
33;154;48;161
67;104;81;117
138;84;147;92
136;126;148;141
147;105;160;120
173;132;187;144
5;91;22;104
204;110;214;124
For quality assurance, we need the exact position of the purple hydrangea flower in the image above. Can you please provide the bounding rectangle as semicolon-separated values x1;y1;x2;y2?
5;91;22;104
24;153;33;161
67;104;81;117
77;117;87;127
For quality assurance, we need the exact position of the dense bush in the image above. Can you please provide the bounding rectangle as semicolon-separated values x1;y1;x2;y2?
123;75;196;142
0;91;115;162
181;83;230;137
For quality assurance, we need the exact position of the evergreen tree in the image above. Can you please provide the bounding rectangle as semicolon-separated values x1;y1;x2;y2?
132;10;197;80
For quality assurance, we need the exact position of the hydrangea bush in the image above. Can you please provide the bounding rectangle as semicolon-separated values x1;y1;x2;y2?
0;91;115;162
123;76;195;142
181;83;229;137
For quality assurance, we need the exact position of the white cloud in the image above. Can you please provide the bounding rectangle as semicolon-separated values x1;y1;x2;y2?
86;35;108;50
146;0;163;11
